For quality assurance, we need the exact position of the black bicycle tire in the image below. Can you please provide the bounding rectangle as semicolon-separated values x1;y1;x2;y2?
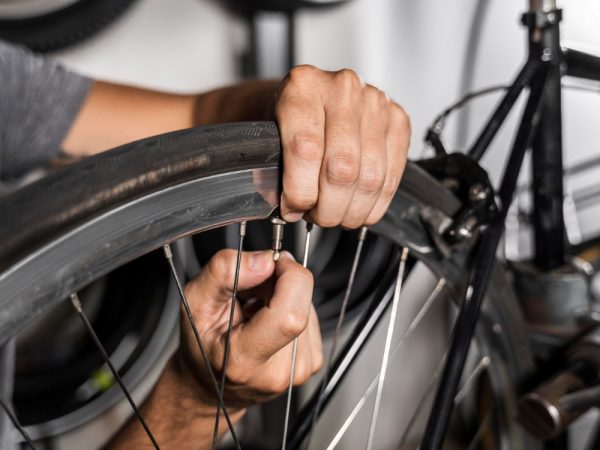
0;0;138;52
0;121;536;448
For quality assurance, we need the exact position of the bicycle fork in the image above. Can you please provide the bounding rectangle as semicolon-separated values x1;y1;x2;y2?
420;62;551;449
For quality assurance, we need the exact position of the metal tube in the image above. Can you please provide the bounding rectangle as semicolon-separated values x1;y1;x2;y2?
421;65;549;450
565;48;600;83
467;60;539;161
560;385;600;412
529;0;557;12
530;11;565;269
286;10;296;70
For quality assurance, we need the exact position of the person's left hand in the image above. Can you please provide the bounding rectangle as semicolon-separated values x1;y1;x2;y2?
179;249;322;409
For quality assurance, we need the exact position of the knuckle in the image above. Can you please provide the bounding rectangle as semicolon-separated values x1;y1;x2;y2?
289;64;318;83
290;132;323;163
208;249;236;284
335;68;360;90
226;364;252;386
364;85;382;105
270;373;290;394
358;162;386;194
279;307;308;340
326;152;360;187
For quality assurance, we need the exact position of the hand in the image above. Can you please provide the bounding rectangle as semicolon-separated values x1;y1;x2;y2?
180;249;322;410
274;65;410;228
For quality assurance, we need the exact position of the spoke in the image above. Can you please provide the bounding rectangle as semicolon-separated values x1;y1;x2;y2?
306;226;368;449
366;247;409;450
454;356;491;406
282;222;314;450
212;221;247;449
70;293;160;450
466;410;493;450
326;278;446;450
162;244;240;450
0;395;36;449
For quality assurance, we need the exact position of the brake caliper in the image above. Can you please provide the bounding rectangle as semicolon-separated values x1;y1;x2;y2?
417;153;498;255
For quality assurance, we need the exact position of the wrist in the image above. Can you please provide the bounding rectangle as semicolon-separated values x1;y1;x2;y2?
193;79;279;125
169;352;246;419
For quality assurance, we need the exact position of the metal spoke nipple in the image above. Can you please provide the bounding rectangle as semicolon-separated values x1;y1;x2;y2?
70;293;82;312
162;243;173;260
271;217;286;261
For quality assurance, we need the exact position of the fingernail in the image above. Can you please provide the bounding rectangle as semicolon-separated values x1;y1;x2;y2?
249;251;273;271
283;212;304;222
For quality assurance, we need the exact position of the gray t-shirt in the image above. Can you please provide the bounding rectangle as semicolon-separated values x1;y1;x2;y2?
0;39;91;179
0;39;91;448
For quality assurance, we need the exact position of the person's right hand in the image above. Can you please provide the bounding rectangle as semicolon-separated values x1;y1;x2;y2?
274;65;411;228
179;249;323;410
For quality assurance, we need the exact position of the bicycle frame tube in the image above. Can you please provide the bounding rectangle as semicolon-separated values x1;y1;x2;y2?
564;48;600;83
469;3;582;270
527;4;566;269
467;60;538;162
421;64;550;450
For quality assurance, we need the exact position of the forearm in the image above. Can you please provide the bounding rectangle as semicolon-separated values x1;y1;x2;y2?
108;355;244;450
62;79;279;157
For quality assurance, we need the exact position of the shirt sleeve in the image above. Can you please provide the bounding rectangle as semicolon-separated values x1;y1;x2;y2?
0;40;92;180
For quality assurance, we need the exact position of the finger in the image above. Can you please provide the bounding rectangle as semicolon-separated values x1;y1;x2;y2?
340;86;389;228
238;276;276;305
232;252;314;370
276;66;326;222
246;303;321;393
308;69;363;227
184;249;276;320
366;102;410;224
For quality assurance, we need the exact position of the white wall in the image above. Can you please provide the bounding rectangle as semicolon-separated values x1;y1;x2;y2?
53;0;246;92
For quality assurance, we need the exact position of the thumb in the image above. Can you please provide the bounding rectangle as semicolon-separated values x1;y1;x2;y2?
184;249;276;317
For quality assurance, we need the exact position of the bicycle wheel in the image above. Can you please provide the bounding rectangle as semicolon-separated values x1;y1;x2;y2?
0;121;537;449
0;0;138;52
